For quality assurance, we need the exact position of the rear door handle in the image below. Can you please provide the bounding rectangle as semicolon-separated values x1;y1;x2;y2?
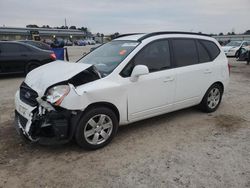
21;54;27;57
204;69;212;74
163;76;175;82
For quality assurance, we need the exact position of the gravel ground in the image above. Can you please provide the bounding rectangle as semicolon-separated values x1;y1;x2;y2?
0;48;250;188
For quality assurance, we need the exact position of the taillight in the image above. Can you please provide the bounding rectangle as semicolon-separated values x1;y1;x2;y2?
50;53;56;60
228;63;231;75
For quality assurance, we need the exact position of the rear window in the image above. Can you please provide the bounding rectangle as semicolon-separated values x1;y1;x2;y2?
200;40;220;60
172;39;198;67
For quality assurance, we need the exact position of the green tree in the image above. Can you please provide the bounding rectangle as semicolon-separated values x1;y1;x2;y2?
110;32;120;39
244;30;250;34
69;26;76;29
42;25;51;28
26;24;39;28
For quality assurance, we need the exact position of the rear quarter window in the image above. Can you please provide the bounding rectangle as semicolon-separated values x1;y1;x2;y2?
200;40;220;60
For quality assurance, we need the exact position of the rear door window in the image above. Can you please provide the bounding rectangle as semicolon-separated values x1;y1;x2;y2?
172;39;198;67
200;40;220;60
196;40;211;63
18;44;30;52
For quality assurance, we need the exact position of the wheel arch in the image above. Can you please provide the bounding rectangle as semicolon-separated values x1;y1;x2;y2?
212;81;224;94
200;81;224;104
25;60;41;69
25;60;41;74
83;102;120;123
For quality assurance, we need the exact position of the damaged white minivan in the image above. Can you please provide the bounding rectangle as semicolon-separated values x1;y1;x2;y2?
15;32;230;149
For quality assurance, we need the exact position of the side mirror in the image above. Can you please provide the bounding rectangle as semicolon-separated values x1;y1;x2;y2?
130;65;149;82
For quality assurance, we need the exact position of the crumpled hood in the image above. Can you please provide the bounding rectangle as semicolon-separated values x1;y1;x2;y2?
25;60;92;95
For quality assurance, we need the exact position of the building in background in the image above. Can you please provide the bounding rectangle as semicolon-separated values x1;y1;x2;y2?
213;34;250;43
0;27;86;41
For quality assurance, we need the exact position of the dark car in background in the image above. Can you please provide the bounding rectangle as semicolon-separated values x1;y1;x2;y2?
0;41;56;75
18;40;52;50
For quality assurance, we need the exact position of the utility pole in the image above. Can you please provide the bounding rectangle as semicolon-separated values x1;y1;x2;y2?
64;18;67;28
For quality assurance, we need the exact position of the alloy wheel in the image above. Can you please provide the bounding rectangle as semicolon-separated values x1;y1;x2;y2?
207;88;221;109
84;114;113;145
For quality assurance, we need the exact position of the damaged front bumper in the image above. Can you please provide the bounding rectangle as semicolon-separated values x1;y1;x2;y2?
14;90;79;145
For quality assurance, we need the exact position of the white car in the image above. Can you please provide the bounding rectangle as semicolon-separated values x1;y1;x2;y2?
222;40;250;56
14;32;230;149
85;39;96;45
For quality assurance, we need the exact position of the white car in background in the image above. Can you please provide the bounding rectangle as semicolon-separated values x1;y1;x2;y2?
85;39;96;45
222;41;250;56
14;32;230;149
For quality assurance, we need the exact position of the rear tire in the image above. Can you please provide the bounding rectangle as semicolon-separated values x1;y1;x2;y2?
75;107;118;150
198;84;223;113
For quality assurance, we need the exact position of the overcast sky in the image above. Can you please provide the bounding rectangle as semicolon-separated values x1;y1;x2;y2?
0;0;249;34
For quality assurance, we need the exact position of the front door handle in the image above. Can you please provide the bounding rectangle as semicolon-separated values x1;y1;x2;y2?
163;77;174;82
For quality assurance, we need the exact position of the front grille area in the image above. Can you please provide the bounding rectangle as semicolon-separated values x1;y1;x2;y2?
20;82;38;107
16;111;28;129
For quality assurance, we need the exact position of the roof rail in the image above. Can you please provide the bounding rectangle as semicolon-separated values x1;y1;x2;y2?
137;31;210;42
115;33;144;39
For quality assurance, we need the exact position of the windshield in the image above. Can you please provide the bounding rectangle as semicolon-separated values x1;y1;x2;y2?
78;40;139;77
226;41;241;47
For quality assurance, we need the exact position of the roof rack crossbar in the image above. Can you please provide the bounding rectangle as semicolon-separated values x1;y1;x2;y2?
114;33;144;39
137;31;210;41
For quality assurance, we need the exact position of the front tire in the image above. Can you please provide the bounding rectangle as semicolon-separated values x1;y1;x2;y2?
75;107;118;150
199;84;223;113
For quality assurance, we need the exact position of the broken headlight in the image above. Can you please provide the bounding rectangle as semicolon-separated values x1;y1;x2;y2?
46;85;70;106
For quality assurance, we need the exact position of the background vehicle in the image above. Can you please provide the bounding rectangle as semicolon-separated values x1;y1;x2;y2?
51;38;65;48
74;39;87;46
29;30;40;41
222;40;250;56
18;40;52;50
0;41;56;74
236;46;250;61
85;39;96;45
14;32;229;150
43;39;53;45
64;39;73;46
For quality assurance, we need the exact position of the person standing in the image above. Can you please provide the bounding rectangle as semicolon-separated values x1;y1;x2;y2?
235;46;242;60
245;45;250;65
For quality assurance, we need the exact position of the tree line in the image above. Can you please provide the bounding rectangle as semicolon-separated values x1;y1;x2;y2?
26;24;89;32
26;24;250;36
